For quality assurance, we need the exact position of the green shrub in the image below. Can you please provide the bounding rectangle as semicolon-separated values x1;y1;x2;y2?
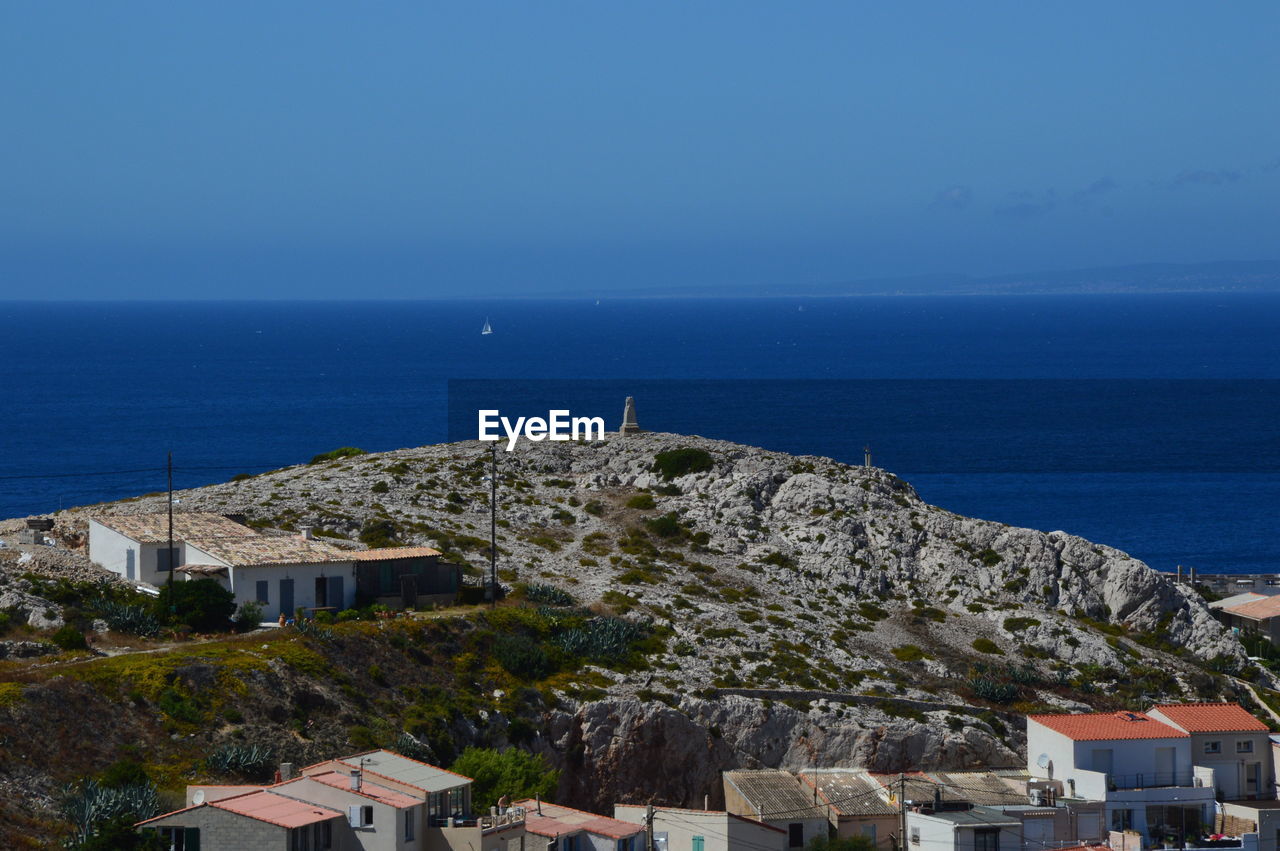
626;494;656;510
359;518;404;548
52;624;88;650
309;446;367;464
972;637;1004;655
154;579;236;632
891;644;927;662
458;586;487;605
448;747;558;811
643;512;683;539
1002;616;1041;633
652;448;714;481
493;634;555;680
371;480;390;494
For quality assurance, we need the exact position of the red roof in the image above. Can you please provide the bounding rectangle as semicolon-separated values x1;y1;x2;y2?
1150;703;1270;734
1224;596;1280;621
1029;711;1187;741
139;790;341;830
516;800;645;840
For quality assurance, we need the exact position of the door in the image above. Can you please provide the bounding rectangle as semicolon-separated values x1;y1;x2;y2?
327;576;345;611
401;574;418;609
1155;747;1176;784
279;578;294;619
314;577;328;608
125;550;135;581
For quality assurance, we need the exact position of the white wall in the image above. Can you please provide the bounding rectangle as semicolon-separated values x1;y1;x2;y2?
87;520;191;587
615;806;781;851
182;542;356;619
274;776;421;851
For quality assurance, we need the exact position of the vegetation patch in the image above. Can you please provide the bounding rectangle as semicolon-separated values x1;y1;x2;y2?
652;448;714;481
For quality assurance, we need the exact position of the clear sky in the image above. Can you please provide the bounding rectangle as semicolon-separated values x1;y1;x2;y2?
1;2;1277;298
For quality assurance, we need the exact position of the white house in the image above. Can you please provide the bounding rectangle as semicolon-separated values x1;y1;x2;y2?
87;512;257;586
178;534;358;620
907;806;1021;851
615;805;787;851
722;769;831;849
1026;710;1216;843
1147;703;1275;801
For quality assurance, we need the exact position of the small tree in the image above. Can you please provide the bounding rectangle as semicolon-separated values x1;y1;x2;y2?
448;747;558;810
807;836;875;851
154;579;236;632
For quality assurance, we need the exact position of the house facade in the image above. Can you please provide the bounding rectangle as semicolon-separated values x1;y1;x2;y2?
87;512;257;586
798;770;902;848
614;805;786;851
907;806;1021;851
723;770;831;849
351;547;460;609
1147;703;1275;801
137;789;346;850
1026;710;1217;843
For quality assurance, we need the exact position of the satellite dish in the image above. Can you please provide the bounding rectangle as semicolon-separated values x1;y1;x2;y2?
1036;753;1051;769
192;790;205;805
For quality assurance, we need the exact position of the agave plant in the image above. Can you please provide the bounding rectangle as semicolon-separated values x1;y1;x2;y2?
206;743;275;778
61;779;160;845
524;583;576;607
93;598;161;637
555;616;648;661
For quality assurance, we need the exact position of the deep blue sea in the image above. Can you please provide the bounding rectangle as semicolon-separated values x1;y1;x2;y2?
2;295;1278;573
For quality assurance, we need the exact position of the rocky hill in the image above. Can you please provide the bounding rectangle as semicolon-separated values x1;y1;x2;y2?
0;432;1267;847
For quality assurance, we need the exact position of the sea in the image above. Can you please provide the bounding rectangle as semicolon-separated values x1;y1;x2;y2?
2;294;1279;574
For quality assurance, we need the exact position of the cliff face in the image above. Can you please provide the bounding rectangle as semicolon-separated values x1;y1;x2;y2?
0;432;1255;846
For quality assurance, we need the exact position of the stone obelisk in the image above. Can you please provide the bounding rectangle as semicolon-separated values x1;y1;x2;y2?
620;396;641;434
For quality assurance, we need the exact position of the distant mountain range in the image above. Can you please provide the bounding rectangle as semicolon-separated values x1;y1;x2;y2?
579;260;1280;298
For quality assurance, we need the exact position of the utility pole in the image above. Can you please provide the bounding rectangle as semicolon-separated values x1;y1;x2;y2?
897;774;907;851
646;803;655;851
489;442;498;609
166;451;176;616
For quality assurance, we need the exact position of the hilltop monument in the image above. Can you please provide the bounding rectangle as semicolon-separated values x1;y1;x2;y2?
620;396;641;434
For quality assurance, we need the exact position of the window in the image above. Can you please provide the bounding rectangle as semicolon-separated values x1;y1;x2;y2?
157;547;179;572
157;827;197;851
974;828;1000;851
405;809;416;841
862;825;877;844
313;821;331;849
348;805;374;828
692;837;704;851
380;563;396;594
1112;810;1134;831
256;580;269;604
1238;740;1254;753
1205;741;1222;754
788;824;804;848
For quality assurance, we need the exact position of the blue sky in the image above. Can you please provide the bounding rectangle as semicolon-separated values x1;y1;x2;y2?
1;2;1277;298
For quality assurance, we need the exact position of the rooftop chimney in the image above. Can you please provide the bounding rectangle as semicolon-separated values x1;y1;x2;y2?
279;762;296;781
300;526;314;541
350;769;362;792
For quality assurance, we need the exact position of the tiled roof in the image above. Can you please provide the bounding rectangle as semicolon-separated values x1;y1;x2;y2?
91;512;256;544
187;535;353;567
516;800;644;839
1224;596;1280;621
724;770;828;820
1209;592;1267;611
139;790;341;830
350;546;442;561
1029;711;1187;741
303;771;420;809
175;564;229;576
799;771;897;816
333;750;470;794
929;772;1027;806
1150;703;1269;734
213;790;342;828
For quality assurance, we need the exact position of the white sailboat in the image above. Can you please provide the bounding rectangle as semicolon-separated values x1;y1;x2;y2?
481;318;493;335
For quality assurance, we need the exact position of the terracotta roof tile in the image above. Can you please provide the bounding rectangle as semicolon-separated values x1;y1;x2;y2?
515;800;644;839
302;771;420;809
187;535;353;567
350;546;442;561
212;790;343;828
1150;703;1269;734
1224;596;1280;621
1028;711;1187;741
91;512;256;544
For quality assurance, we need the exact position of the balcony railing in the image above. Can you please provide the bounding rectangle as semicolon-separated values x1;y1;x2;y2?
1106;771;1200;790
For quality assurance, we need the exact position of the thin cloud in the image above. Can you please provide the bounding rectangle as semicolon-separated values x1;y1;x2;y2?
1071;177;1118;202
1172;168;1242;186
995;189;1056;219
932;185;973;210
